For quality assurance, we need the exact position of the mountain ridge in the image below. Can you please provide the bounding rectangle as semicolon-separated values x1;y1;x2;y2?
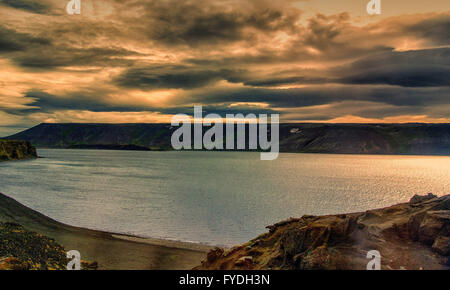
5;123;450;155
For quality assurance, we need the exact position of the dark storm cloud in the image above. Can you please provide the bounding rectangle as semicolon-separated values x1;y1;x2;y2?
303;13;348;50
115;66;245;89
116;66;224;89
238;76;332;87
405;14;450;46
215;48;450;88
0;24;139;69
23;90;144;113
157;105;277;117
12;46;138;69
188;86;450;109
140;0;300;46
0;25;50;52
339;48;450;87
117;47;450;90
10;81;449;122
178;12;450;65
0;0;51;14
19;89;278;116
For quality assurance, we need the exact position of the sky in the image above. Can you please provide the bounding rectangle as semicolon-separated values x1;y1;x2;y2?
0;0;449;136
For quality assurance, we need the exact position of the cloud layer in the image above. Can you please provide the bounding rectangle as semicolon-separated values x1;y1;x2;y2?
0;0;449;136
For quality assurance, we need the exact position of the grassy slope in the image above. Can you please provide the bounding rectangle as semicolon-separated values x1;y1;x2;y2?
0;222;68;270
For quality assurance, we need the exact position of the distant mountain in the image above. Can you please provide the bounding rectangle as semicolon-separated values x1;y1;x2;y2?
6;123;174;151
5;123;450;155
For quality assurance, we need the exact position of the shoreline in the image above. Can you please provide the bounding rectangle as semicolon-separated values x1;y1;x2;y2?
7;123;450;156
1;190;448;270
0;192;211;270
36;147;450;157
197;194;450;270
111;234;215;252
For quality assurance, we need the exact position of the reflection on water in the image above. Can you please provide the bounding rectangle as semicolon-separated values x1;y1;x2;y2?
0;149;448;246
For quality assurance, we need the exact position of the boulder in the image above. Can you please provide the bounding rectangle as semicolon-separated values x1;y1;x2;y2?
432;236;450;256
418;210;450;245
0;257;29;270
299;246;332;270
410;193;437;204
206;248;224;264
81;260;99;270
235;256;253;267
196;194;450;270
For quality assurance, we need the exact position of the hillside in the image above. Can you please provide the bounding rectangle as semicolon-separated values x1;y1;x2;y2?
6;123;174;151
0;140;37;161
0;222;69;270
0;192;209;270
5;123;450;155
196;194;450;270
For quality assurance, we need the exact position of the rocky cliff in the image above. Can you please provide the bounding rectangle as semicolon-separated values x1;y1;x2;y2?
196;194;450;270
0;140;37;161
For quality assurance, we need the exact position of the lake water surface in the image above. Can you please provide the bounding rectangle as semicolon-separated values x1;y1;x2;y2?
0;149;449;246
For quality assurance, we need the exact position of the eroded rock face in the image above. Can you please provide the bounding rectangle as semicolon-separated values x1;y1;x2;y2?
410;193;438;204
432;236;450;256
418;211;449;245
0;140;37;161
196;194;450;270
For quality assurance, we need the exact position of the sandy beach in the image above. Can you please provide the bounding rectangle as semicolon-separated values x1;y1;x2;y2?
0;192;211;270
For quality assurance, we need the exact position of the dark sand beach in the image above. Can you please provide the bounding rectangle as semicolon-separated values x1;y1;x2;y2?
0;192;211;270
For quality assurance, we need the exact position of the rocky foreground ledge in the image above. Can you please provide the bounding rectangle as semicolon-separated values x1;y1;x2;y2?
196;194;450;270
0;140;37;161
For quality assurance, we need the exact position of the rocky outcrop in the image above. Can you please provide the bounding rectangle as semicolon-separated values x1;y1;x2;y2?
0;140;37;161
410;193;437;204
196;194;450;270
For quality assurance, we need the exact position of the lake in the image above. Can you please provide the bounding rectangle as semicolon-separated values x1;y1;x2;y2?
0;149;449;246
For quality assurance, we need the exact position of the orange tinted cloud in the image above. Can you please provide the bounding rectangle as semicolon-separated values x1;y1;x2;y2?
0;0;448;135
